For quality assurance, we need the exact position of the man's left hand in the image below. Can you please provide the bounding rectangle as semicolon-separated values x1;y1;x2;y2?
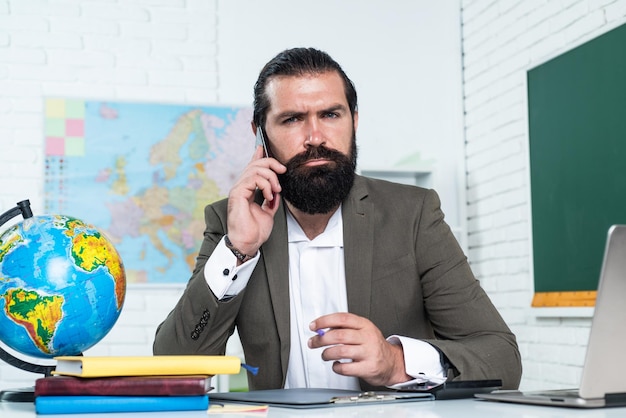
308;312;412;387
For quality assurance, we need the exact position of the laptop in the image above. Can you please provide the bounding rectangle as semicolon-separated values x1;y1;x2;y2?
477;225;626;408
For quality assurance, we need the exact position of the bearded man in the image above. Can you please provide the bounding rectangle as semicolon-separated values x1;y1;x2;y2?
153;47;522;391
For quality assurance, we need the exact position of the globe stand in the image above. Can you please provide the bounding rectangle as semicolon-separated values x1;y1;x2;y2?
0;346;56;402
0;199;33;227
0;200;55;403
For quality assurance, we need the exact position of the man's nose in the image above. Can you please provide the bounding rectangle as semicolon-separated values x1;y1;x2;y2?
304;120;325;147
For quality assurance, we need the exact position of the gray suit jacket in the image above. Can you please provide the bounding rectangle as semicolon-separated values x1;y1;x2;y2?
154;176;522;390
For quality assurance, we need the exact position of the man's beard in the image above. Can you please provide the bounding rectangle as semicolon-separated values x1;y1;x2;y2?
278;137;357;215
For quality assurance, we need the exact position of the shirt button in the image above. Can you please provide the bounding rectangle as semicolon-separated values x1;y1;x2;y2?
223;268;230;276
232;274;238;281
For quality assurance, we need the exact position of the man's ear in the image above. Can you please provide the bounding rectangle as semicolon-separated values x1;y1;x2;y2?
251;121;257;135
353;111;359;132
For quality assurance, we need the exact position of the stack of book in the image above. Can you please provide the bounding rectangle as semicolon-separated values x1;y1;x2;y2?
34;355;242;415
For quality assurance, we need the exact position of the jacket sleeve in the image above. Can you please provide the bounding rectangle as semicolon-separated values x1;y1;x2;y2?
153;200;245;356
416;190;522;389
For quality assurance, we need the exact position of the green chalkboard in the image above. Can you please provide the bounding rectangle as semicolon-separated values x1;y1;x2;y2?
528;23;626;298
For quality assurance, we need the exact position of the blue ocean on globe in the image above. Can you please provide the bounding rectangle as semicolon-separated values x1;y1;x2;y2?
0;214;126;358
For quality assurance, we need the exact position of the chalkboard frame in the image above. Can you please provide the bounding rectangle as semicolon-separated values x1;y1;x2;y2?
526;22;626;307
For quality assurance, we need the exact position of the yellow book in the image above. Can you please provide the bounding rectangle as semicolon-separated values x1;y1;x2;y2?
52;355;241;378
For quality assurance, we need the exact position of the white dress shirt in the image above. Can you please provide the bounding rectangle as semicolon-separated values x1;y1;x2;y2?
283;208;359;389
204;207;444;388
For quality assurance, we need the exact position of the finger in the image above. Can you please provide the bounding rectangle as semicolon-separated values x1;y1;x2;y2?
308;327;362;350
262;192;280;211
332;360;363;378
248;159;285;186
253;175;279;202
250;145;265;161
310;312;363;333
249;149;286;170
319;343;360;362
267;158;287;174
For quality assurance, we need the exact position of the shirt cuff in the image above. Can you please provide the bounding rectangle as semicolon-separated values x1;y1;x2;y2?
204;236;260;300
386;335;446;387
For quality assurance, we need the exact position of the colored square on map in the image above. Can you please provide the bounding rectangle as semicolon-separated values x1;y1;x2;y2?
65;100;85;118
45;98;66;118
64;137;85;156
46;137;65;156
45;119;66;137
66;119;84;137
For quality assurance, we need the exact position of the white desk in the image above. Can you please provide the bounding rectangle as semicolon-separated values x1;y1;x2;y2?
3;398;626;418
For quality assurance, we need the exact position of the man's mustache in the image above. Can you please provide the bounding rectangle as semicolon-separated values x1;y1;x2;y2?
285;146;346;169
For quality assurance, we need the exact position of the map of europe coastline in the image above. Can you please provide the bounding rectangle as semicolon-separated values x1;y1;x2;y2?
44;98;254;284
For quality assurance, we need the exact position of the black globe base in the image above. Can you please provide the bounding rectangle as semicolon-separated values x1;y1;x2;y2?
0;346;56;403
0;386;35;403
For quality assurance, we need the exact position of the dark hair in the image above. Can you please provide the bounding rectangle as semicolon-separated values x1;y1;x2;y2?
252;47;358;130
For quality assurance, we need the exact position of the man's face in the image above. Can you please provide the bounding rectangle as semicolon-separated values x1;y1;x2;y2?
263;71;359;214
263;71;358;164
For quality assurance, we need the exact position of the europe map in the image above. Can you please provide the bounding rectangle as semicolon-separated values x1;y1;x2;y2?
44;99;255;284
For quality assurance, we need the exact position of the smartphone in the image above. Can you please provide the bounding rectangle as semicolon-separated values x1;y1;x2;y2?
255;126;276;208
255;126;270;158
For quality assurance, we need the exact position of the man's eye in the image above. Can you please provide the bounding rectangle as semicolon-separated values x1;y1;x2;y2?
283;116;298;124
323;112;339;118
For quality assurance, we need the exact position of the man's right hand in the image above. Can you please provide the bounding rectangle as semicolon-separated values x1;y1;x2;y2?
225;145;286;261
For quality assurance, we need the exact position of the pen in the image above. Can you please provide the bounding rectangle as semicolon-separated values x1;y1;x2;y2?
316;329;326;336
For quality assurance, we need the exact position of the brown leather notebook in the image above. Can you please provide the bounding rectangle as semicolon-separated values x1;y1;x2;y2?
35;375;212;397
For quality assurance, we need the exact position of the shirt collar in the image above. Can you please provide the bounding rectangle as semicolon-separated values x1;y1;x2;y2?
286;205;343;247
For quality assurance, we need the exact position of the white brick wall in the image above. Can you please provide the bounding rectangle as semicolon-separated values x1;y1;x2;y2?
461;0;626;390
0;0;218;392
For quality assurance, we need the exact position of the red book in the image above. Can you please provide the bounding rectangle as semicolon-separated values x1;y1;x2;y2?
35;375;213;397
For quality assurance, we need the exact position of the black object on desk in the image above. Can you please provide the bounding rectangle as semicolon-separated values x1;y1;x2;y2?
396;379;503;400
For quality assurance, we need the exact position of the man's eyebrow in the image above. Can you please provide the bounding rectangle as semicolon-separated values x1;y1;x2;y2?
274;110;305;121
320;104;348;114
272;104;349;122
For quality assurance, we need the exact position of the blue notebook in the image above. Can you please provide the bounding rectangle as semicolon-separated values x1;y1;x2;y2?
35;394;209;414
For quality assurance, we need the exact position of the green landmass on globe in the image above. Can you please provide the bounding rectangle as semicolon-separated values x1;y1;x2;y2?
0;214;126;359
3;289;64;354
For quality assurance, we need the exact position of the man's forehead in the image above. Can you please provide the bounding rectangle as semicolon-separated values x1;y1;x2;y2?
265;71;347;107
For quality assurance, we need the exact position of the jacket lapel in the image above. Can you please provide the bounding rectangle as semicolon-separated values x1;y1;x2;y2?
342;176;374;319
261;201;291;382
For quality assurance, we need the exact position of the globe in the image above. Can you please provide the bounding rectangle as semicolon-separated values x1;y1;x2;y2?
0;201;126;363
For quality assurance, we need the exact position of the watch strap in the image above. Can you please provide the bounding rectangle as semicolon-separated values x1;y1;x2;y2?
224;235;256;263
